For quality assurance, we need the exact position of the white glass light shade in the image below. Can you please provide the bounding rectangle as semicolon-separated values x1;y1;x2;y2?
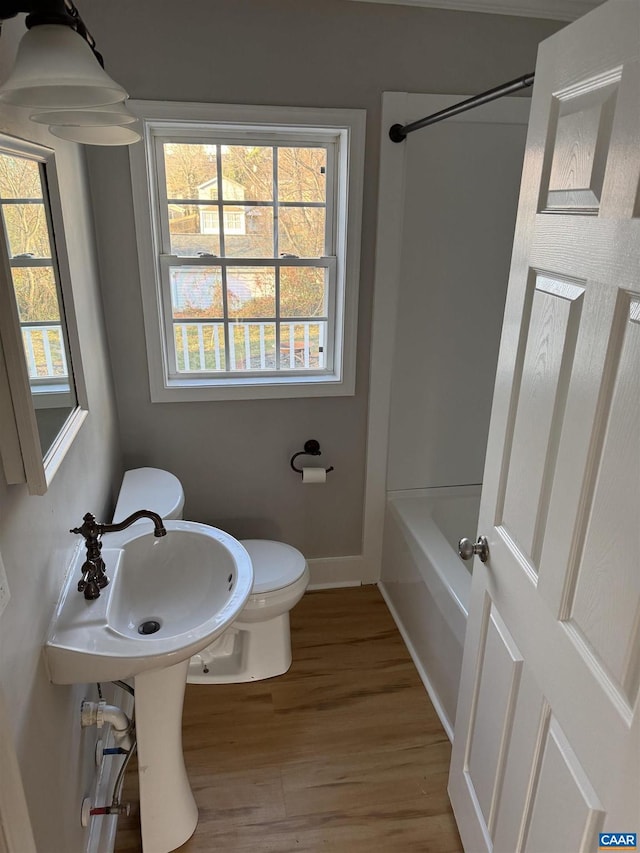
0;25;127;108
48;123;142;146
30;102;138;127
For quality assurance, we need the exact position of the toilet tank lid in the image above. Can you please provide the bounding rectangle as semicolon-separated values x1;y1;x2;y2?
113;467;185;522
240;539;307;594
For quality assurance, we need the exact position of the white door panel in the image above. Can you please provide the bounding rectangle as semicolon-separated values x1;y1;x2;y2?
449;2;640;850
521;715;605;853
465;601;524;841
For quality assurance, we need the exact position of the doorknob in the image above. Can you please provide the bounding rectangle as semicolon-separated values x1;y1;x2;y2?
458;535;490;563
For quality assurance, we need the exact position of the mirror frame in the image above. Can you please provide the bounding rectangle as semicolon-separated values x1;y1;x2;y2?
0;135;88;495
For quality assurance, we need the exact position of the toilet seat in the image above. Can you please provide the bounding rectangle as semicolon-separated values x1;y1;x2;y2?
233;539;309;625
241;539;307;593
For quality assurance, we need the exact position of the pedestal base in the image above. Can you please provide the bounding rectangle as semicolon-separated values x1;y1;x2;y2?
134;659;198;852
187;613;292;684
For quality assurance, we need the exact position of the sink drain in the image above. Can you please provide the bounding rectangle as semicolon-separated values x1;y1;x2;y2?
138;620;161;635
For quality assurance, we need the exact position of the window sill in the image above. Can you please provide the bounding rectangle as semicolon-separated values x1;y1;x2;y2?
31;384;74;409
150;372;355;402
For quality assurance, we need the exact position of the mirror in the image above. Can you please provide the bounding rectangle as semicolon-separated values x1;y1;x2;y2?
0;135;86;494
0;149;77;454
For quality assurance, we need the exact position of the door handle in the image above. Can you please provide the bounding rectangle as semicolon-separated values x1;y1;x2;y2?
458;535;490;563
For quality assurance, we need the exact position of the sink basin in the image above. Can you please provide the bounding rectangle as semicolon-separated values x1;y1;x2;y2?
45;520;254;684
45;519;254;852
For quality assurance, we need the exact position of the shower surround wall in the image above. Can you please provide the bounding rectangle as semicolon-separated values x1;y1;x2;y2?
386;94;530;493
0;17;122;849
83;0;560;581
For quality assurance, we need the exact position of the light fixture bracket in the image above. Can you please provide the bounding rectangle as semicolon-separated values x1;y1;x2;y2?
0;0;139;143
0;0;72;24
0;0;103;66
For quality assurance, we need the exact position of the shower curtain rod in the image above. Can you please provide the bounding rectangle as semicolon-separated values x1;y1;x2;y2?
389;71;535;143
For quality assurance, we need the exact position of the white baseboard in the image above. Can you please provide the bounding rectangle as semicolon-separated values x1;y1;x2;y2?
307;554;365;589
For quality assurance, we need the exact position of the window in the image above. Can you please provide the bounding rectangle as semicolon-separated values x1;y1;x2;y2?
129;102;365;401
0;152;71;394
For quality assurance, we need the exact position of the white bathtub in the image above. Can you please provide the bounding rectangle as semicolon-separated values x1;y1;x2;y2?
379;485;481;741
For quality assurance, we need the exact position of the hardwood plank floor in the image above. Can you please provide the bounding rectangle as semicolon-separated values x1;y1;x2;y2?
114;586;463;852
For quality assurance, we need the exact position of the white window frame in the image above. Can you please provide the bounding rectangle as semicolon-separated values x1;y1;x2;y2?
129;101;366;402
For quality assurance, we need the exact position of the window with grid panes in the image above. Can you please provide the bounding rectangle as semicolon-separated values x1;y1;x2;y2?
0;147;72;395
130;103;365;401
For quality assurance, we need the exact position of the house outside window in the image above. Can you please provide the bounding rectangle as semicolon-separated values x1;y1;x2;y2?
129;101;365;401
198;177;246;235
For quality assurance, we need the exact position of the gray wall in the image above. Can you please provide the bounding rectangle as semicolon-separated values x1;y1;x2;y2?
0;3;561;846
84;0;560;560
0;18;122;849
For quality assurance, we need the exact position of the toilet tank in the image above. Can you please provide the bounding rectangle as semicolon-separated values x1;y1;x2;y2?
113;468;185;523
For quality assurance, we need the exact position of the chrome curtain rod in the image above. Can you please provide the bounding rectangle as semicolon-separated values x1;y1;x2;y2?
389;71;535;143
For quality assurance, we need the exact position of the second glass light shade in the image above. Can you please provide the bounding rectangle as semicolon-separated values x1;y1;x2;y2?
30;102;138;127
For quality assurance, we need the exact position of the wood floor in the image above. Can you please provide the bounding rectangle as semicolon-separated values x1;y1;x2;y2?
114;586;463;852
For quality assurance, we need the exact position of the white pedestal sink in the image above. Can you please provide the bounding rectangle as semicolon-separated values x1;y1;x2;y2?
45;520;254;852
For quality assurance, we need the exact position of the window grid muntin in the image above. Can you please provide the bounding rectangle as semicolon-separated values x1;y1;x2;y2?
165;287;333;376
273;144;281;368
275;265;282;370
159;255;335;380
156;136;335;260
0;150;73;384
165;198;326;208
214;145;233;364
155;130;336;380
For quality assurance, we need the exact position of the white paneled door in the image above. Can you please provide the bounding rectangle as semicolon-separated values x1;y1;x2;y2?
448;1;640;851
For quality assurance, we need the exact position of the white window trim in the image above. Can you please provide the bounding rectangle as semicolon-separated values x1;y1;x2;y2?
128;100;366;402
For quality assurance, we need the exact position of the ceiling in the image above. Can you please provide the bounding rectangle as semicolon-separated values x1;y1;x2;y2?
348;0;604;22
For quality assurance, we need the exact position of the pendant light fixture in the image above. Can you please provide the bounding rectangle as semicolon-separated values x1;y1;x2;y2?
0;0;141;145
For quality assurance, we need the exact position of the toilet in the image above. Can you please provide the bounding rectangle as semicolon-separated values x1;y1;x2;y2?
113;467;310;683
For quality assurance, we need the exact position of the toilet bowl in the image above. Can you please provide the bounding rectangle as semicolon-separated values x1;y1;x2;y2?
187;539;309;683
113;468;309;684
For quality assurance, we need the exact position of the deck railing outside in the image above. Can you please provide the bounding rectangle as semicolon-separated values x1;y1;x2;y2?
174;320;324;372
21;323;68;381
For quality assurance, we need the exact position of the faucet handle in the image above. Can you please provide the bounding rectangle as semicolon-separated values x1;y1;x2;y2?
77;560;96;592
77;561;101;599
70;512;102;540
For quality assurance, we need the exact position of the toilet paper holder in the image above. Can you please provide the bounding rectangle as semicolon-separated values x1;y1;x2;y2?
290;440;334;476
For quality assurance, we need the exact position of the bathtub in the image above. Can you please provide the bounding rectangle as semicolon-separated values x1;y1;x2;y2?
379;485;481;741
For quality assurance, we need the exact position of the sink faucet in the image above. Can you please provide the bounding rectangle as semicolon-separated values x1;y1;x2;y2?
70;510;167;600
